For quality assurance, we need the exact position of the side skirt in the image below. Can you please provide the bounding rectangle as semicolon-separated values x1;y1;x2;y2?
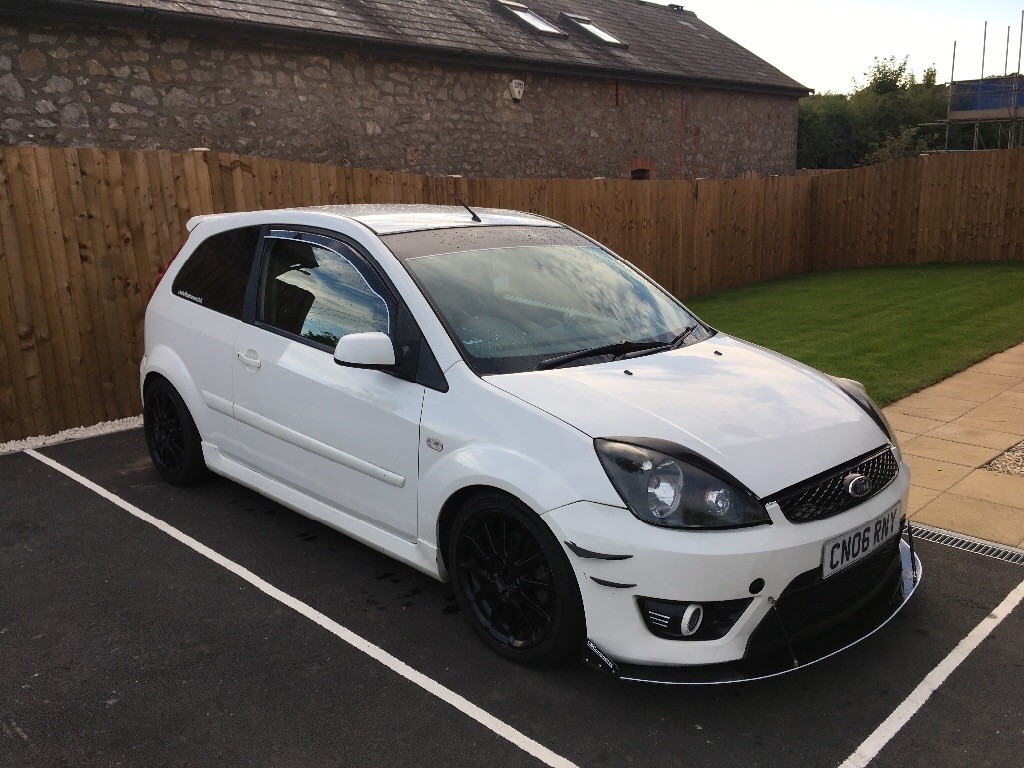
202;442;444;581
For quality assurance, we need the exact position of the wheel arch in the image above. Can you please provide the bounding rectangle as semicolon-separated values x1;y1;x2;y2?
141;344;207;434
436;484;543;572
441;481;588;664
143;370;169;396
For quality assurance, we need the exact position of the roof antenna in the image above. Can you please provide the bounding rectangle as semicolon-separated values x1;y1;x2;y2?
440;176;482;222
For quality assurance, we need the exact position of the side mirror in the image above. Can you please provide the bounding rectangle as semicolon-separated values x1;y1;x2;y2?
333;332;396;369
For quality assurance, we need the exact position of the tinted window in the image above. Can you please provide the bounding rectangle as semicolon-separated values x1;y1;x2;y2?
172;226;260;318
258;231;390;349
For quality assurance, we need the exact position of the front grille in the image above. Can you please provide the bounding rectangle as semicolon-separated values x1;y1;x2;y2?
769;446;899;524
746;529;903;655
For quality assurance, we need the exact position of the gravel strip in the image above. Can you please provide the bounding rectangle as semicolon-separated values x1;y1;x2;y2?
0;416;143;456
985;440;1024;477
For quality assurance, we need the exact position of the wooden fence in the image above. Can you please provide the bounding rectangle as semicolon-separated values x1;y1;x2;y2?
1;146;1023;443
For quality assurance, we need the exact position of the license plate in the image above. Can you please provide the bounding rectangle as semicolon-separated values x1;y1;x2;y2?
822;503;902;579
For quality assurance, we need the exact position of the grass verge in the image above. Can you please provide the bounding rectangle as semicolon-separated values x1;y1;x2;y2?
686;262;1024;406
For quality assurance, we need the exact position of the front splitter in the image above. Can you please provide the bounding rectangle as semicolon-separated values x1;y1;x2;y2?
584;538;922;685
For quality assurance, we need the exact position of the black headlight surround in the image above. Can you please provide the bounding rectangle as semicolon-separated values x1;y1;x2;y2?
828;376;895;443
595;437;772;531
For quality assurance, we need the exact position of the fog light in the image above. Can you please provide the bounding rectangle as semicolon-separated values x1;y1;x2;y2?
680;604;703;636
638;596;753;641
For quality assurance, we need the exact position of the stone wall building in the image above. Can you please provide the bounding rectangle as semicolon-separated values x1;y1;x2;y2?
2;0;808;179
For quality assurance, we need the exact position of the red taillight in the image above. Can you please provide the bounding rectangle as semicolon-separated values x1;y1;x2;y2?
148;264;169;303
148;254;177;301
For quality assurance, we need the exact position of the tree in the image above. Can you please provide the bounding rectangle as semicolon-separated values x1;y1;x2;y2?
797;57;950;169
860;56;911;95
797;94;865;169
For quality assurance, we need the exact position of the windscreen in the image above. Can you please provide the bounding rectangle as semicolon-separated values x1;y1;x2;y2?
404;240;706;374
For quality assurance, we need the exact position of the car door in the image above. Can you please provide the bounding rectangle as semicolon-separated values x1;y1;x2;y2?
232;228;424;539
165;225;262;456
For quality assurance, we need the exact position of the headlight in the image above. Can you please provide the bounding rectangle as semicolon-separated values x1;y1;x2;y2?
594;440;772;529
828;376;901;459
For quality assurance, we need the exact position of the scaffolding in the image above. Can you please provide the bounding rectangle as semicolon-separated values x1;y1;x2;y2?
947;75;1024;148
941;13;1024;150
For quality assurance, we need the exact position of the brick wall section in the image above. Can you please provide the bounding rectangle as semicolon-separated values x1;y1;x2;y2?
0;19;798;179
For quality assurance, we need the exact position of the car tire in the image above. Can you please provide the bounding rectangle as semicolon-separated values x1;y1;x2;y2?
143;378;209;486
448;492;586;666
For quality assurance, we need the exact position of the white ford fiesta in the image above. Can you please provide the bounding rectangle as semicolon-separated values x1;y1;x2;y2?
142;204;920;683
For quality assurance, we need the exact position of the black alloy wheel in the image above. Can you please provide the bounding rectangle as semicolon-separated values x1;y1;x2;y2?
145;388;185;475
449;493;585;666
143;378;209;486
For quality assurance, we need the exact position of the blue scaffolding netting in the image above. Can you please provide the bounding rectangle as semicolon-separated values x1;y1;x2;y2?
951;76;1024;113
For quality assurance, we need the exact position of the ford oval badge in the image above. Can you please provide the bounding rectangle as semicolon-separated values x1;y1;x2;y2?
844;473;873;498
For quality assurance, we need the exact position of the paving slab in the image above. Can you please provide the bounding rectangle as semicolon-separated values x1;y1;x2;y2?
904;455;975;492
922;373;1015;403
958;397;1024;421
948;470;1024;511
952;412;1024;436
923;422;1023;451
889;393;978;423
886;342;1024;545
964;360;1024;380
901;436;1004;468
995;346;1024;363
883;410;946;435
907;485;940;514
987;390;1024;410
911;493;1024;547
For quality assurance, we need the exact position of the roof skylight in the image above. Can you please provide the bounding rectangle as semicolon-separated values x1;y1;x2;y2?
493;1;567;37
559;13;627;47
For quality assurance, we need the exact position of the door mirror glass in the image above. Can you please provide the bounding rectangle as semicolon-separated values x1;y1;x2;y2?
334;332;396;369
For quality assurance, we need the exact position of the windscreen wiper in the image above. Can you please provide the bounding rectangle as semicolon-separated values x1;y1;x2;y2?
536;340;666;371
618;324;701;360
669;324;701;349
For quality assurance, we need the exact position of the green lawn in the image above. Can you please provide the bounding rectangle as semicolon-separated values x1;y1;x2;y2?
686;262;1024;406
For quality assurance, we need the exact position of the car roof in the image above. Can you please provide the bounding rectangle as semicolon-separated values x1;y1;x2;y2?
186;204;559;236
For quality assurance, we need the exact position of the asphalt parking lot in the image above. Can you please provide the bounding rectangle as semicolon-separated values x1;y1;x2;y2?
3;428;1023;768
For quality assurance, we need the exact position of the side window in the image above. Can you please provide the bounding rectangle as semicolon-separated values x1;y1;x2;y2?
257;231;390;350
171;226;261;319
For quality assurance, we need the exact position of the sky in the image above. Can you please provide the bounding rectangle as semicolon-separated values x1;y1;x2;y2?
648;1;1024;94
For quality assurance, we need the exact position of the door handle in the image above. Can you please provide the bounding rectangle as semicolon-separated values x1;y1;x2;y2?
237;350;261;368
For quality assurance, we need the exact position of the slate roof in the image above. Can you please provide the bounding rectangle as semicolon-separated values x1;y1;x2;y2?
22;0;808;95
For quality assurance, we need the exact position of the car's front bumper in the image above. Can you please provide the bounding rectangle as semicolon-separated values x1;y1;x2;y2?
545;461;916;674
592;541;920;684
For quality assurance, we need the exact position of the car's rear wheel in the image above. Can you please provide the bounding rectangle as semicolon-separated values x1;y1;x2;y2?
448;492;585;666
143;378;209;486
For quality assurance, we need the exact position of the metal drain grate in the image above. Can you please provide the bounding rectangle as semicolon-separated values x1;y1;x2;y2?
912;523;1024;565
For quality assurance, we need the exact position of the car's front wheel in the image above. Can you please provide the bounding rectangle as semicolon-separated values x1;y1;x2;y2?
448;492;585;666
143;378;209;486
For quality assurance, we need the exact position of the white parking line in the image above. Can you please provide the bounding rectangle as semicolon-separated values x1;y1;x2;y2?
25;448;578;768
840;577;1024;768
